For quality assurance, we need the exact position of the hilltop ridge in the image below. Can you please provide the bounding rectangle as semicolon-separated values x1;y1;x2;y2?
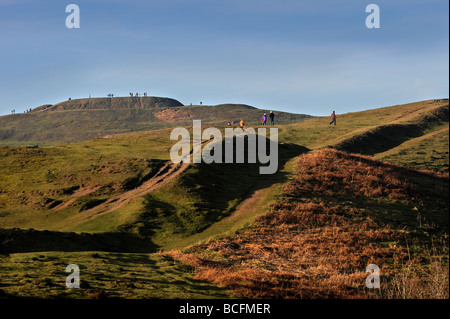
0;97;312;146
32;96;184;112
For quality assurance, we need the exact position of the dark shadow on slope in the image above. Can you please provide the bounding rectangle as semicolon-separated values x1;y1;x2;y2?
335;124;423;155
117;197;179;238
128;133;309;238
334;104;449;156
120;160;167;191
0;228;159;254
0;139;308;254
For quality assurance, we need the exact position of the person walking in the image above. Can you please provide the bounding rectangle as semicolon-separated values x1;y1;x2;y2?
262;113;267;125
240;119;245;131
330;111;336;125
269;111;275;125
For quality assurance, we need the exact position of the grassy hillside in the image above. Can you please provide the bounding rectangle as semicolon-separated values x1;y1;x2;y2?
0;97;312;146
0;126;305;243
278;99;449;172
0;250;232;299
0;129;173;232
375;126;449;173
279;99;448;148
0;98;448;299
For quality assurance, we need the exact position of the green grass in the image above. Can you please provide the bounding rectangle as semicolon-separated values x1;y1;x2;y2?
0;129;174;231
0;251;232;299
0;124;307;234
376;126;449;173
278;99;448;151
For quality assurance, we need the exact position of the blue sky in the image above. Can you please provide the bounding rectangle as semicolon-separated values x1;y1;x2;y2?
0;0;448;116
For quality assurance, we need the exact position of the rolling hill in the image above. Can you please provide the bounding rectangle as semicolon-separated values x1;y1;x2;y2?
0;98;448;299
168;148;449;298
0;96;312;146
278;99;449;172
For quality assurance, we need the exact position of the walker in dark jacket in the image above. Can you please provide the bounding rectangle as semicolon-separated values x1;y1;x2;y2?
269;111;275;125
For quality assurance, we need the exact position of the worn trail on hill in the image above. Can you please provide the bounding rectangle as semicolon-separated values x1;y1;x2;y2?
53;162;189;218
89;162;189;218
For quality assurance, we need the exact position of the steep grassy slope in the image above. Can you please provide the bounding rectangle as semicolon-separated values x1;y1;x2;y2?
0;125;306;250
375;126;449;173
0;129;173;231
278;99;449;172
0;97;311;146
279;99;448;149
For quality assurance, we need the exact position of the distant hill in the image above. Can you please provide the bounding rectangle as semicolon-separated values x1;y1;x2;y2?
0;96;312;146
33;96;184;111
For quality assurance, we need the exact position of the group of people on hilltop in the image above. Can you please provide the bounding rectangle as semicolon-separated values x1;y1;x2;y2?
129;92;147;97
9;99;338;128
11;108;33;114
